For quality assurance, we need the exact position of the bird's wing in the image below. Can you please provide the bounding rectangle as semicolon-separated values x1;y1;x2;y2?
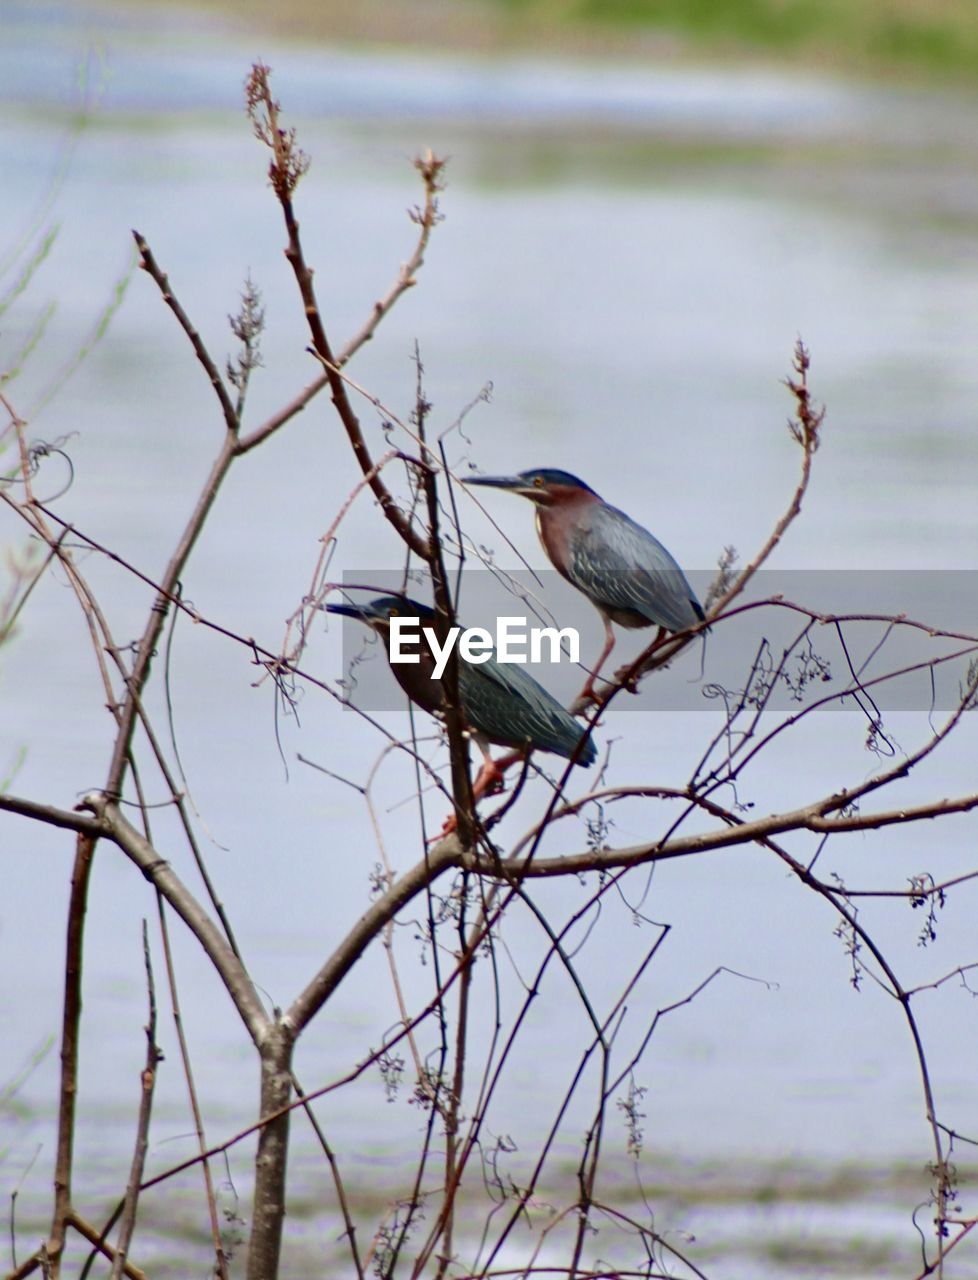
568;505;703;631
458;657;596;765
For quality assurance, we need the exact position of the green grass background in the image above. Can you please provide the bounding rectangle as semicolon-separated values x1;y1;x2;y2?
111;0;978;80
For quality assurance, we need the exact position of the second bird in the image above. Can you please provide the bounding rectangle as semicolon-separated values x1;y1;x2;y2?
465;468;705;701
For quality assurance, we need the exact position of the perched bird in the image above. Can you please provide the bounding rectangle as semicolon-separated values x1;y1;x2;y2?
465;468;705;700
327;594;596;812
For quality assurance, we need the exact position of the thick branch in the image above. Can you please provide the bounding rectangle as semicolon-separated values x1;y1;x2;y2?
285;839;461;1034
87;796;269;1045
47;832;95;1275
286;743;977;1038
102;429;239;800
246;1024;294;1280
0;792;103;837
504;791;978;878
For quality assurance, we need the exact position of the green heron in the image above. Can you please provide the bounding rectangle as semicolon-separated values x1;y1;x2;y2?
327;594;596;813
464;468;705;700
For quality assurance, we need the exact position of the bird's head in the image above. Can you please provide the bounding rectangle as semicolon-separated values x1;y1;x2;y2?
464;468;598;508
325;594;434;637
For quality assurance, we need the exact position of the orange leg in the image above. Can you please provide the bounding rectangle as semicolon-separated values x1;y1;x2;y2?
471;753;504;800
437;747;525;838
579;616;617;703
578;621;669;706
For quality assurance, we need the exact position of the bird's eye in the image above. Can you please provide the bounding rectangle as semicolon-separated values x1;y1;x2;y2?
389;607;399;617
533;476;544;488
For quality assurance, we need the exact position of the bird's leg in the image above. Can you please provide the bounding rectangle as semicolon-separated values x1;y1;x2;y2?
620;625;667;693
473;746;523;798
576;616;617;706
436;747;525;839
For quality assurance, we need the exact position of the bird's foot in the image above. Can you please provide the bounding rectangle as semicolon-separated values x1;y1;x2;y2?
431;752;522;842
472;756;507;799
571;682;607;717
433;811;460;842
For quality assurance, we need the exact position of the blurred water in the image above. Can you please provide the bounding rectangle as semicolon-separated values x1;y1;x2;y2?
2;4;978;1276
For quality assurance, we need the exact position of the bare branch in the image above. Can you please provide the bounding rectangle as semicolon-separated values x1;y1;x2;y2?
620;337;823;688
86;796;269;1045
233;152;443;455
154;899;230;1279
0;793;103;837
109;923;162;1280
504;790;978;878
131;230;238;433
338;151;446;366
243;61;430;561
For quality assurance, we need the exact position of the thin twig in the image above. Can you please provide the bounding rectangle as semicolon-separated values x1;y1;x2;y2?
109;922;161;1279
244;62;431;560
154;897;230;1279
131;231;238;433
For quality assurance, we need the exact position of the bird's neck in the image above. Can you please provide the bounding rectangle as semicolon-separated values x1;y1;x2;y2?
534;507;556;566
535;496;592;578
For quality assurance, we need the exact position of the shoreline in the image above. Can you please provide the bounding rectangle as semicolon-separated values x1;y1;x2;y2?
100;0;978;85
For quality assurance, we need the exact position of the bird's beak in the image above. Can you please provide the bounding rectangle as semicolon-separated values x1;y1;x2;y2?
463;474;536;498
325;601;366;622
